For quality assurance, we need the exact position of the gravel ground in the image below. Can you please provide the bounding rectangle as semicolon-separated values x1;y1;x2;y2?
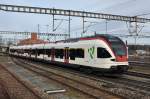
0;64;41;99
129;56;150;63
19;58;150;98
0;82;10;99
129;66;150;75
0;55;95;99
1;54;150;99
128;56;150;74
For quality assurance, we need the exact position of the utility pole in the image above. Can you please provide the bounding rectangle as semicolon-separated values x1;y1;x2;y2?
135;16;138;55
52;14;55;32
52;14;56;42
134;16;138;36
106;20;108;34
82;17;85;37
37;24;40;33
45;25;50;41
68;15;71;38
46;25;49;33
52;16;71;40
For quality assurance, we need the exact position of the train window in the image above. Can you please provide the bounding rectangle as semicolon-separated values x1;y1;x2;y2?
37;49;40;56
97;47;111;58
31;49;36;55
69;49;76;60
45;49;51;57
18;49;24;54
76;49;84;58
37;49;44;56
24;49;28;53
10;49;15;53
34;49;38;57
21;49;24;54
111;42;126;56
55;49;59;58
59;49;64;59
17;49;20;54
26;49;31;54
10;49;11;52
55;49;64;59
30;49;34;55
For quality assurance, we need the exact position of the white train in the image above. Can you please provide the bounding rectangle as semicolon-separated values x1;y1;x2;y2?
9;34;129;74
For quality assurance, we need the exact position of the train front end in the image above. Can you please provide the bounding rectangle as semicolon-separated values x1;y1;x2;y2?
104;35;129;73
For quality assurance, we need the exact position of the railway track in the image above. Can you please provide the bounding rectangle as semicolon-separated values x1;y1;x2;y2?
129;61;150;67
125;71;150;79
0;63;45;99
26;59;150;92
0;82;10;99
102;75;150;92
128;61;150;79
12;58;122;99
12;57;150;99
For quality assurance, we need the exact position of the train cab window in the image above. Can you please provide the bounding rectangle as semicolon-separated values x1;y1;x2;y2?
69;49;76;60
97;47;111;58
76;49;84;58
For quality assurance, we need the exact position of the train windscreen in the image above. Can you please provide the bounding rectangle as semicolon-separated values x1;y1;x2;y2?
106;36;126;56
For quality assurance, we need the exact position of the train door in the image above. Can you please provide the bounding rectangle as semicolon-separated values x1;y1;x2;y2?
51;48;55;61
64;47;69;63
29;48;31;57
35;48;37;59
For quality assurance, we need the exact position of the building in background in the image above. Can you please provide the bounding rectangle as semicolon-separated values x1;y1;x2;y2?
18;33;48;45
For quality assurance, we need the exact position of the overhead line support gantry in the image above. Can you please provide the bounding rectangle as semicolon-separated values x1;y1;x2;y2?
0;4;150;23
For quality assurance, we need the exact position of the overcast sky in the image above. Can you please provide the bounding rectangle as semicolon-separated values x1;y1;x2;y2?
0;0;150;44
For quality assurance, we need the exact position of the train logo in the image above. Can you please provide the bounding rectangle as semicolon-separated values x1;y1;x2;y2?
88;46;95;59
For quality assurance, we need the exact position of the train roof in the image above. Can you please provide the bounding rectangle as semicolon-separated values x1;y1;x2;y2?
10;34;122;50
56;34;120;43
